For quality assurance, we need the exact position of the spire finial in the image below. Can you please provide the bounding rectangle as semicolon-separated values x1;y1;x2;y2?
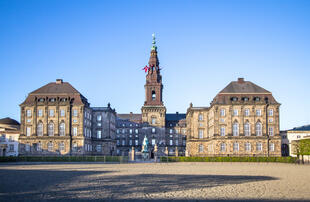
151;33;157;51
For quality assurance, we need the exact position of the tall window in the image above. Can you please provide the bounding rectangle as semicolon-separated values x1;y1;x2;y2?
122;140;125;146
152;139;156;146
97;115;102;121
129;129;132;134
26;109;32;117
151;117;156;125
129;139;132;146
96;145;102;152
269;143;275;151
233;142;239;151
199;144;204;153
269;127;274;136
175;139;178;146
49;109;54;117
47;142;53;151
135;129;138;134
73;143;78;152
60;109;65;117
73;127;77;136
169;129;173;134
245;142;251;152
256;122;262;136
48;122;54;136
220;143;226;152
198;129;204;139
26;127;31;136
198;114;203;121
220;126;225;136
233;109;238;116
152;90;156;100
268;109;274;116
38;109;43;117
135;139;139;145
244;109;250;116
256;109;262;116
37;122;43;136
244;122;250;136
220;109;225;117
59;122;65;136
233;122;239;136
152;128;156;133
169;139;173;146
25;143;30;152
59;142;65;151
37;142;42;151
73;109;78;117
256;142;262;151
97;131;101;139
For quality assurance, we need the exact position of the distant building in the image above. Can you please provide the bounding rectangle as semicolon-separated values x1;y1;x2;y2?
186;78;282;157
0;117;20;156
19;79;115;156
281;125;310;158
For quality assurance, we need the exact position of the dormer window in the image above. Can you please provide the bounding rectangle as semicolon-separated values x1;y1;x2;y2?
38;98;45;102
254;97;260;101
49;98;55;102
61;98;67;102
231;97;238;101
152;91;156;100
242;97;249;101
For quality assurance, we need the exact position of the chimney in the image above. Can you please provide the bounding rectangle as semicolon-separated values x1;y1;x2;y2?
238;78;244;83
176;111;179;115
56;79;63;84
130;112;133;116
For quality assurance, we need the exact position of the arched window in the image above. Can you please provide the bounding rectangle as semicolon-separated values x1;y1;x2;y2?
198;114;203;121
59;122;65;136
220;143;226;152
48;122;54;136
244;122;250;136
152;90;156;100
256;122;262;136
233;122;239;136
47;142;53;151
37;122;43;136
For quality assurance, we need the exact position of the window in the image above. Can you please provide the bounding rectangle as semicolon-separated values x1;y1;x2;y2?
152;128;156;133
97;115;102;121
269;127;274;136
256;122;262;136
198;114;203;121
37;122;43;136
73;109;78;117
73;119;77;123
208;144;213;152
9;144;14;151
220;143;226;152
256;142;262;151
59;142;65;151
152;90;156;100
73;127;77;136
73;143;78;152
97;130;101;139
117;140;120;145
9;136;13;142
169;129;173;134
199;144;204;153
220;126;225;136
269;143;275;151
245;143;251;152
220;109;225;117
122;129;125;134
175;139;178;146
135;139;139;145
170;139;173;146
244;122;250;136
25;143;30;152
97;123;101;127
233;122;239;136
49;109;54;117
233;109;238;116
26;109;31;117
96;145;102;152
122;140;125;146
26;127;31;136
59;122;65;136
38;109;43;117
47;142;53;151
1;134;5;141
269;118;273;123
129;139;132;146
48;122;54;136
60;109;65;117
152;139;155;146
233;142;239;151
151;117;156;124
256;109;261;116
129;129;132;134
37;142;42;151
135;129;138;134
116;129;120;134
244;109;250;116
183;140;186;146
198;129;204;139
268;109;274;116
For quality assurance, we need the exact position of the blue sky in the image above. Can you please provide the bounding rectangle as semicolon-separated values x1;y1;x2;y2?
0;0;309;130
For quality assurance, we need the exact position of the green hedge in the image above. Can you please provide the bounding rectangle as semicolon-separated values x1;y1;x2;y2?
0;156;128;163
160;156;297;163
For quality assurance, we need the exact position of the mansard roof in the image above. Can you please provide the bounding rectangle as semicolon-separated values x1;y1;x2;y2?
165;113;186;121
21;79;89;106
219;78;271;94
117;113;142;123
0;117;20;131
289;124;310;131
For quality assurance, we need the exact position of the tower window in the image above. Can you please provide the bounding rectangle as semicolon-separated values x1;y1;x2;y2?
152;91;156;100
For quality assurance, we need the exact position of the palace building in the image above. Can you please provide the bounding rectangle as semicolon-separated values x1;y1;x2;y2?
186;78;281;157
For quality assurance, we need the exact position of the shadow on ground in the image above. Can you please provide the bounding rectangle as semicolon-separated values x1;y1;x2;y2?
0;167;294;201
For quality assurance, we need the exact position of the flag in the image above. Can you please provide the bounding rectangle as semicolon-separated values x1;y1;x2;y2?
142;65;149;73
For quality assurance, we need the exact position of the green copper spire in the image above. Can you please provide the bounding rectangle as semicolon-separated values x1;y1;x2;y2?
151;33;157;51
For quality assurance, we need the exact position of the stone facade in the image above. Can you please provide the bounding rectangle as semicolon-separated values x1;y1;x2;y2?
186;78;281;157
0;118;20;157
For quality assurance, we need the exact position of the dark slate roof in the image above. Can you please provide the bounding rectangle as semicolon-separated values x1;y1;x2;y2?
117;113;142;122
219;78;271;94
290;125;310;131
165;113;186;121
0;117;20;126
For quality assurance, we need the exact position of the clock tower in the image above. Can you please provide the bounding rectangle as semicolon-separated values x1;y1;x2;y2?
141;34;166;127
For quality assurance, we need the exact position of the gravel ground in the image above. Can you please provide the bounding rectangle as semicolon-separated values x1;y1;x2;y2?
0;162;309;201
